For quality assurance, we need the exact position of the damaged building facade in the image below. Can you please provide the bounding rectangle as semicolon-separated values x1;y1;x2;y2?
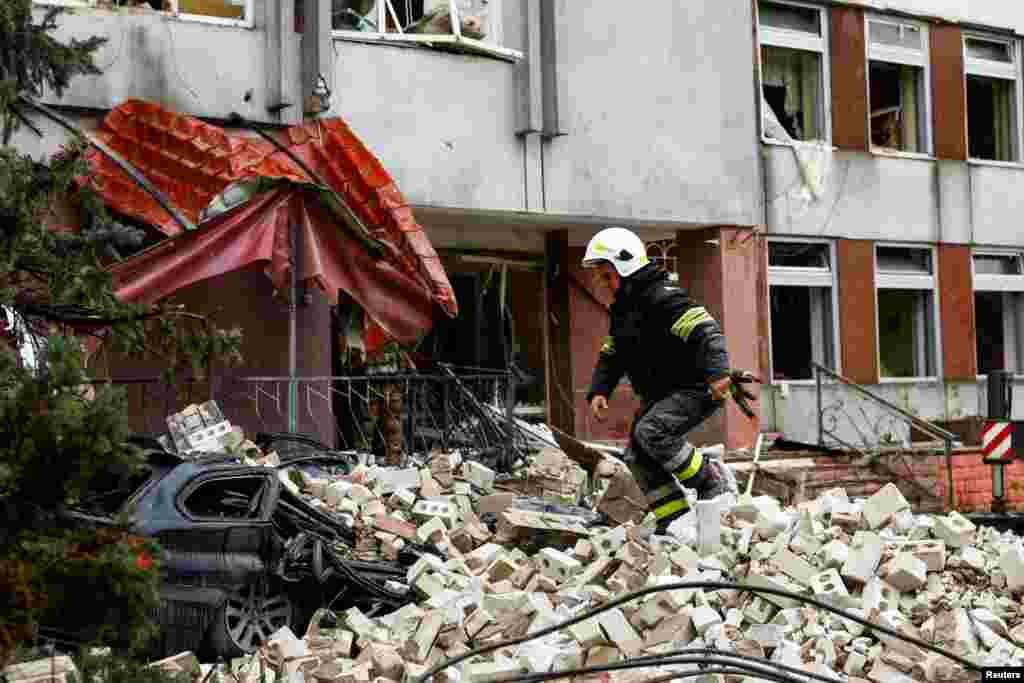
12;0;1024;451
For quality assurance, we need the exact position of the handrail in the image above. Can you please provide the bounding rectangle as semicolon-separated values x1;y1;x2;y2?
812;362;957;511
812;362;958;443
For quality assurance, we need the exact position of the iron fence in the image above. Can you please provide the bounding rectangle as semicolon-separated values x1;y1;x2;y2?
813;362;957;509
96;365;540;471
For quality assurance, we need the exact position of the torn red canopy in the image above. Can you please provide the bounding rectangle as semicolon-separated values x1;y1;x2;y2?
81;100;457;344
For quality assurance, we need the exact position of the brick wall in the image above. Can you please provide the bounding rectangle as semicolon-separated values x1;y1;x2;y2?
936;449;1024;512
739;446;1024;514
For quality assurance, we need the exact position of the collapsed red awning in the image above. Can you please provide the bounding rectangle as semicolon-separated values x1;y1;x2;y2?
81;100;457;344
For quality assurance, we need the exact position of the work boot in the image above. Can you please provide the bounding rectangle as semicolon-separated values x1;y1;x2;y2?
689;457;732;501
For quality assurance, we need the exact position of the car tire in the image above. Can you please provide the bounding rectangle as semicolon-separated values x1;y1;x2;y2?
206;578;295;658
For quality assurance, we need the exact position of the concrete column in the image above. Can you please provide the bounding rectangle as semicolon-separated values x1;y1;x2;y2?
676;227;761;450
543;230;575;435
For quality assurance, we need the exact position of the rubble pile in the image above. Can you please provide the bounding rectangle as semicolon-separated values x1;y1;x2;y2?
9;400;1024;683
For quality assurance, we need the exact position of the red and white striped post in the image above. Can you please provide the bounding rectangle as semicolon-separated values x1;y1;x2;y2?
985;370;1015;513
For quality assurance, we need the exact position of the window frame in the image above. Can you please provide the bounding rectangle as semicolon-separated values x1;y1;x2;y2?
331;0;523;63
765;237;841;384
864;14;934;157
971;249;1024;378
756;0;832;145
874;243;942;382
32;0;255;29
963;32;1024;164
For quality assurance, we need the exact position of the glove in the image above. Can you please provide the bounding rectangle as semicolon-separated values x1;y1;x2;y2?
727;369;761;419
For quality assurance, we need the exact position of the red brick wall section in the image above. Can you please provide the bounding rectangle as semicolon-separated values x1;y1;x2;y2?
937;449;1024;512
569;246;640;442
938;244;977;380
930;24;968;161
837;239;879;385
830;6;870;152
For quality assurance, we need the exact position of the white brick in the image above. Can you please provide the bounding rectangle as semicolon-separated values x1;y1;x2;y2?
744;573;801;609
689;606;723;635
416;517;447;545
375;468;421;494
413;571;448;599
464;607;494;638
960;546;987;572
537;547;582;583
591;526;628;555
820;540;850;569
743;596;777;624
390;488;417;509
343;607;375;639
462;461;496;492
412;499;459;527
696;500;722;556
809;568;850;605
568;616;605;648
466;660;523;683
862;577;901;614
597;608;642;652
466;543;503;572
863;483;910;530
841;531;883;586
932;511;976;548
412;611;445;663
747;623;785;647
325;480;353;506
1000;545;1024;592
885;552;927;592
772;547;816;586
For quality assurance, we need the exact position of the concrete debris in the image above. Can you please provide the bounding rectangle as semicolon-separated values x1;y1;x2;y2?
112;408;1024;681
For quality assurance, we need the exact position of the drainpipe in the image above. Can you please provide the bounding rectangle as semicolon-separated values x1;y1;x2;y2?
288;218;298;433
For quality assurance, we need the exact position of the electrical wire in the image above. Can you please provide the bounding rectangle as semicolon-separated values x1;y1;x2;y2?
501;649;849;683
414;580;979;683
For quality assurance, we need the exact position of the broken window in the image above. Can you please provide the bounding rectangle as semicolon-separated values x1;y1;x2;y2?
965;36;1020;162
182;476;268;519
34;0;250;26
868;18;930;154
767;241;836;380
973;252;1024;375
758;1;827;142
332;0;513;57
876;246;937;378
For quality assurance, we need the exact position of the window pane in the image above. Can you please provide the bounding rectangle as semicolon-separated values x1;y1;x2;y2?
869;21;922;50
877;246;932;273
769;242;830;268
967;75;1017;162
761;46;823;141
760;2;820;35
976;291;1006;375
179;0;245;19
878;289;936;377
184;477;266;518
770;285;834;380
974;254;1023;276
870;62;927;153
333;0;381;30
966;38;1012;63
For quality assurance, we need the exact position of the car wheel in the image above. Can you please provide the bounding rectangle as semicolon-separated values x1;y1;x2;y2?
207;579;294;657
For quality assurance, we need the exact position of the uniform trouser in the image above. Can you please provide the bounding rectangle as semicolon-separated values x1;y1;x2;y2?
622;388;722;526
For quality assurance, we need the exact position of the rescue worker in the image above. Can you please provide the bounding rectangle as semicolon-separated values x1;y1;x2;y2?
583;226;741;532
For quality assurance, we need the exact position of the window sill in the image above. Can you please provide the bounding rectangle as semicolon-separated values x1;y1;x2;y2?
878;376;942;384
770;379;819;387
870;148;935;162
332;31;523;63
967;158;1024;170
761;136;835;150
32;1;254;29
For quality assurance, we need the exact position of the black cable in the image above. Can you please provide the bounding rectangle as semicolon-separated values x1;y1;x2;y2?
414;580;979;683
498;649;851;683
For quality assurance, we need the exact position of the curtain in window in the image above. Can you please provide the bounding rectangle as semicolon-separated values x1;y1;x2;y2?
762;47;819;140
900;67;919;152
993;81;1012;161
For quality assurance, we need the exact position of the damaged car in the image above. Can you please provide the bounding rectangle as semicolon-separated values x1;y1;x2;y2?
50;435;426;659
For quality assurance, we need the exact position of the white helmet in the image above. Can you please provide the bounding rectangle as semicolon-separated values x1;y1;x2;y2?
582;227;649;277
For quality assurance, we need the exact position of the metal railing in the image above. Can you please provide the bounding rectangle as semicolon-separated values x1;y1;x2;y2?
96;365;542;471
813;362;957;510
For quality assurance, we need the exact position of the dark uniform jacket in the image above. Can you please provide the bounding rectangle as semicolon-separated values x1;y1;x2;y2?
586;264;730;404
